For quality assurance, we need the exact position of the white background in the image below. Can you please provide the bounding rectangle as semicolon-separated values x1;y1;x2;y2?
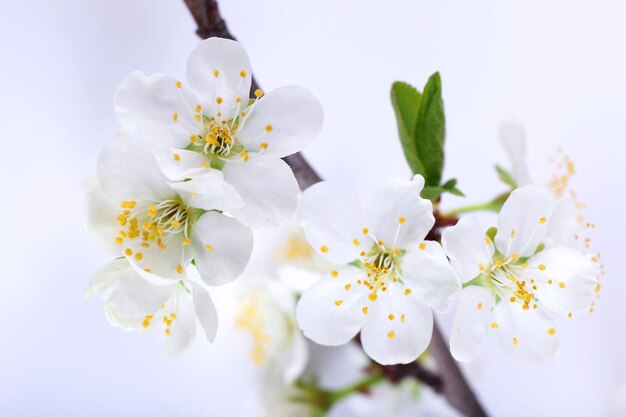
1;0;624;416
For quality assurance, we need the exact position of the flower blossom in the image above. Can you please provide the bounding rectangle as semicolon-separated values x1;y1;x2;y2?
500;121;604;298
86;259;217;357
235;281;308;383
330;379;462;417
87;127;253;285
114;37;324;228
443;185;598;364
295;175;459;365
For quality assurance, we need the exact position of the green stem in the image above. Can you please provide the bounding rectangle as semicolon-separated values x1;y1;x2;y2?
443;201;500;216
443;191;511;216
330;374;384;404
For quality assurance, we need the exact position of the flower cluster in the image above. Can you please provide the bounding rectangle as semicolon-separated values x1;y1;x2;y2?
85;33;604;417
294;175;599;365
86;38;323;356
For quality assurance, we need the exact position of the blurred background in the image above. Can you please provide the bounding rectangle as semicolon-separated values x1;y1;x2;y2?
1;0;624;416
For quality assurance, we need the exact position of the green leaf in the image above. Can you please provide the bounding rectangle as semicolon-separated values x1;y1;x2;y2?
441;178;465;196
421;178;464;201
414;72;446;186
421;186;446;201
391;82;426;177
495;165;517;188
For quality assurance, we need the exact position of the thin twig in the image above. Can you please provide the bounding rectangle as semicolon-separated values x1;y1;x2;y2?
181;1;487;415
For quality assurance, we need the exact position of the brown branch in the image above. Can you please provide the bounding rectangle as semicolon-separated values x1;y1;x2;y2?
375;362;443;392
182;1;487;415
429;322;486;416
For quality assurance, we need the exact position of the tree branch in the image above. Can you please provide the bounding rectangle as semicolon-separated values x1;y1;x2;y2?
182;1;486;415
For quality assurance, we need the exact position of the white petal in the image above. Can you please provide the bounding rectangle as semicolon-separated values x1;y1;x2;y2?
190;211;253;286
103;304;146;332
87;259;174;317
296;265;368;346
114;71;202;147
97;128;173;202
186;37;252;120
85;186;122;255
297;182;366;263
221;156;299;228
546;198;581;248
126;231;188;281
170;170;244;213
364;175;434;250
499;121;533;186
189;281;219;343
529;246;597;315
238;85;323;157
442;216;493;283
360;281;433;365
495;185;554;258
154;148;211;181
304;343;369;390
162;286;197;357
449;286;494;362
282;332;309;384
494;301;559;365
401;241;460;313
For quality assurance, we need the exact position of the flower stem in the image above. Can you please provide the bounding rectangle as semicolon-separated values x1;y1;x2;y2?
442;192;510;217
443;200;501;216
330;374;384;404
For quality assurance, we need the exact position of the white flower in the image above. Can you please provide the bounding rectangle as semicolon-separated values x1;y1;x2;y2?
260;373;314;417
499;121;533;187
114;37;324;228
272;224;336;293
87;127;253;286
500;120;578;198
235;281;308;383
330;380;462;417
295;175;460;365
442;185;598;364
500;121;603;287
499;121;585;248
86;259;218;357
261;343;370;417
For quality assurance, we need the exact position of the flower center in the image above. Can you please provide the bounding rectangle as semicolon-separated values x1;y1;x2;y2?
235;292;273;366
115;198;192;256
178;87;271;166
141;282;188;337
484;255;538;311
361;246;402;301
203;123;236;156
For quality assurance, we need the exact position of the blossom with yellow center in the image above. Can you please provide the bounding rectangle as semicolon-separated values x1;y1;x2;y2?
87;128;253;287
114;37;323;229
295;175;459;365
235;283;308;383
86;259;218;357
443;185;598;364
